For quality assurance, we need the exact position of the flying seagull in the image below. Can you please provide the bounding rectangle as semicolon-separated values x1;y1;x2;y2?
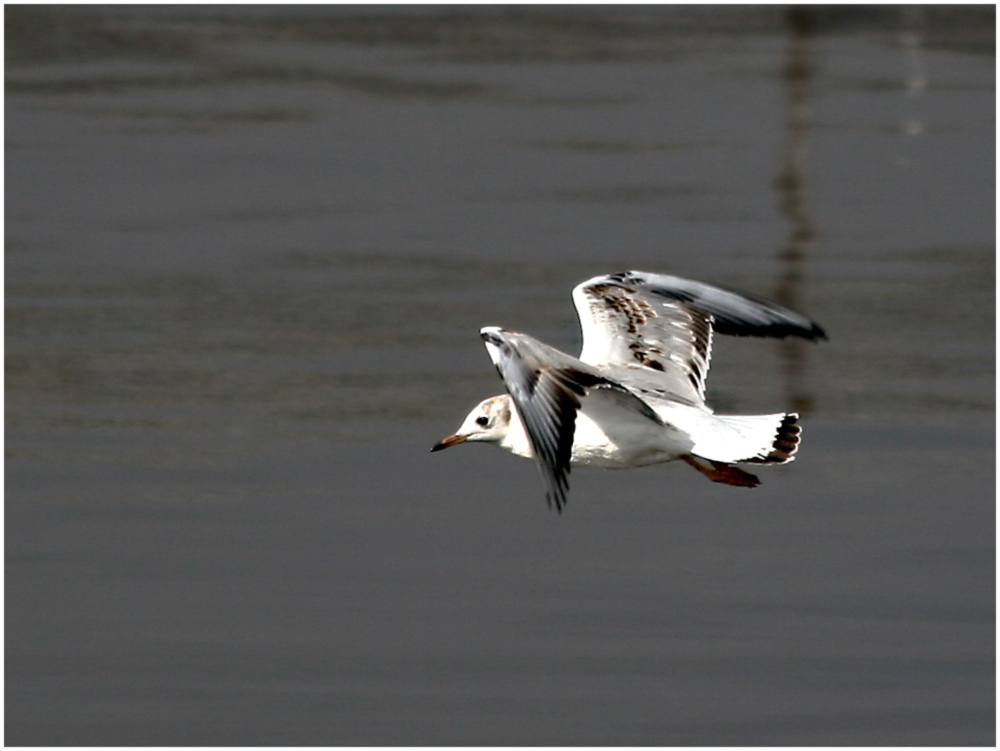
432;271;826;512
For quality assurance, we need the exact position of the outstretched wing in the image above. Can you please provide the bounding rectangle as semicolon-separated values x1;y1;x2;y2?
572;270;826;404
480;326;659;513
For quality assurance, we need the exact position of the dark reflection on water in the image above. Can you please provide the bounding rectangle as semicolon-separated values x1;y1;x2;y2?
6;6;995;746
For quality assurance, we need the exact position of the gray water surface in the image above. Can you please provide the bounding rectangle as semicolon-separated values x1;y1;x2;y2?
6;6;995;745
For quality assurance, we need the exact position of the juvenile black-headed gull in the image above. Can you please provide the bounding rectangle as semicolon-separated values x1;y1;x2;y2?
432;271;826;512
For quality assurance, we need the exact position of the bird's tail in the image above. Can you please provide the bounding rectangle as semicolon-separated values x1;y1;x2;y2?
689;412;801;465
715;412;801;464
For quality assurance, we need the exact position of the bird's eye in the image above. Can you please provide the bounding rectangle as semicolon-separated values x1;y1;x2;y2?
475;416;489;427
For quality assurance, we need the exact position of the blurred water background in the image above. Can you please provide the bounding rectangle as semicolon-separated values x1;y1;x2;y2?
5;5;995;745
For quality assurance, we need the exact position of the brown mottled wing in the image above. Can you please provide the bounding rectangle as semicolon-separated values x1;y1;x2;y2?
572;271;826;405
572;276;714;405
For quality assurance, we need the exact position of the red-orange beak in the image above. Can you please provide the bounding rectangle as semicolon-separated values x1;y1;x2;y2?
431;433;467;452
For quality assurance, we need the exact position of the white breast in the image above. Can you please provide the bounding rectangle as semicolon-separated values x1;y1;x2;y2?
569;410;689;468
498;392;692;469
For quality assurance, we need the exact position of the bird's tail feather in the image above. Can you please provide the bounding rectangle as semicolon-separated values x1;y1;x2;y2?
693;412;801;465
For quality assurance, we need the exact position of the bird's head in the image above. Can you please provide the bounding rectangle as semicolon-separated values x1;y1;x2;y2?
431;394;513;451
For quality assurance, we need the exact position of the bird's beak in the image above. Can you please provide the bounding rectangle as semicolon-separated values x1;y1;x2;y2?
431;433;467;452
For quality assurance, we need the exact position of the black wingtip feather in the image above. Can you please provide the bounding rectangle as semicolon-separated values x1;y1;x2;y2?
612;270;827;342
712;316;827;341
